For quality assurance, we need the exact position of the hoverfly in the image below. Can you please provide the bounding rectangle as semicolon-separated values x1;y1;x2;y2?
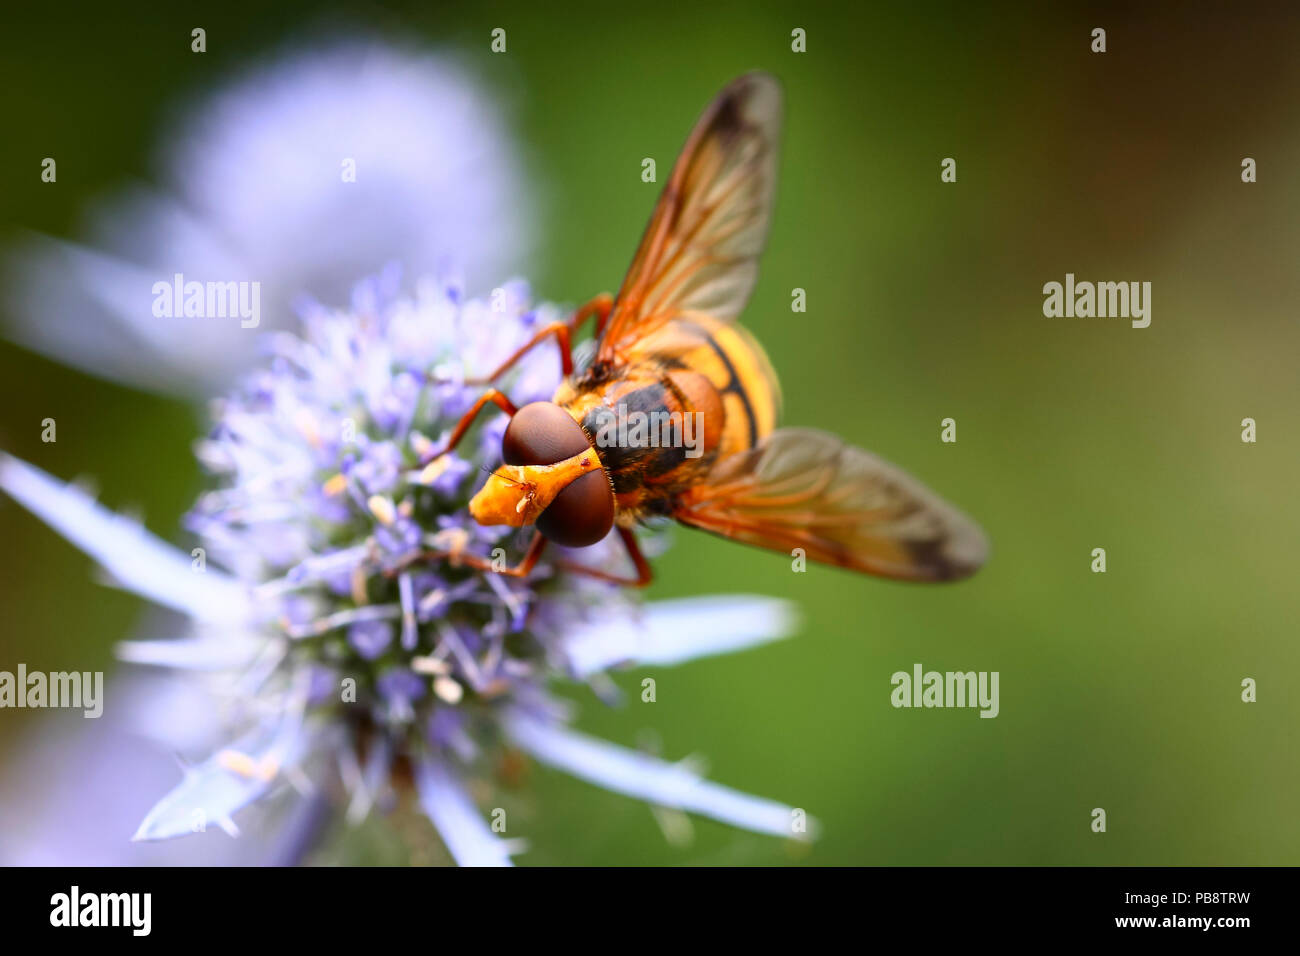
424;72;988;586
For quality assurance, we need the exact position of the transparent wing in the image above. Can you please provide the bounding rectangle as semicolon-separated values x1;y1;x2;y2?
674;429;989;582
598;72;782;363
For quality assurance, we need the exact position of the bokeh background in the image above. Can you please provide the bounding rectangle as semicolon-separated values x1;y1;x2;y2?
2;0;1298;864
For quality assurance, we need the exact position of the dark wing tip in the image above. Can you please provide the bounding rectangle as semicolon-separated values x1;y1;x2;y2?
906;523;990;581
707;72;783;141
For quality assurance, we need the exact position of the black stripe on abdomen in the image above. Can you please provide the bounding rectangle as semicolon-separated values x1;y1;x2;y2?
699;329;758;449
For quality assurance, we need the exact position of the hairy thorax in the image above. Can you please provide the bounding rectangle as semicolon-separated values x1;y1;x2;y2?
553;359;725;523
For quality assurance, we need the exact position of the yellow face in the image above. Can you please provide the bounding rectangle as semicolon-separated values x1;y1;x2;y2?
468;447;602;528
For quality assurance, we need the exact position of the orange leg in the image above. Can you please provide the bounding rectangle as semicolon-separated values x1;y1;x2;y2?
397;530;547;579
406;525;649;588
423;295;614;462
390;530;548;581
425;389;518;460
466;293;614;384
557;527;654;588
438;530;549;578
571;292;615;342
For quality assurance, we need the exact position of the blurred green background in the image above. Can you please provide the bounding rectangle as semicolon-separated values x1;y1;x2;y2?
2;0;1298;864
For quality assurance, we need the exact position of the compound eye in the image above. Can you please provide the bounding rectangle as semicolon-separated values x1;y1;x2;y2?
500;402;615;548
537;471;615;548
502;403;590;467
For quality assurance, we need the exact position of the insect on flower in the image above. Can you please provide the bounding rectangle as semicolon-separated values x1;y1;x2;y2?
433;72;989;585
0;59;823;865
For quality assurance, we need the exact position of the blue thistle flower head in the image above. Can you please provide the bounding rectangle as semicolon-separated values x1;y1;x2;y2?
170;267;644;817
1;268;809;865
0;40;808;865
